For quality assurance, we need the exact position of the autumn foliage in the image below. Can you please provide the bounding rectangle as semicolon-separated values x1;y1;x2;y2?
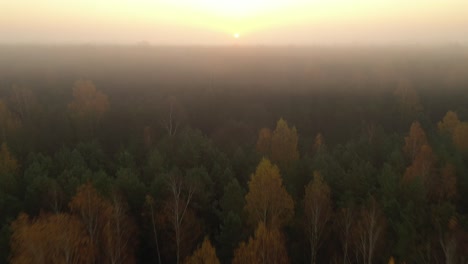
184;237;220;264
304;171;332;264
403;121;428;162
3;69;468;264
11;183;137;264
271;118;299;168
255;118;299;168
245;158;294;228
232;223;290;264
438;111;461;135
68;80;109;120
438;111;468;153
403;144;436;186
453;122;468;153
0;143;18;175
437;163;458;201
10;213;92;264
68;80;110;136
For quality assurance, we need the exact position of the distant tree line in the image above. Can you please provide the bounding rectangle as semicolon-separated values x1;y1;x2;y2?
0;60;468;263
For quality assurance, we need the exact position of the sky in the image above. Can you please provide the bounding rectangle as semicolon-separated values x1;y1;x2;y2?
1;0;468;45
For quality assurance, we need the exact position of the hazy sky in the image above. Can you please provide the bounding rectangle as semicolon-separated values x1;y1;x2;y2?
1;0;468;45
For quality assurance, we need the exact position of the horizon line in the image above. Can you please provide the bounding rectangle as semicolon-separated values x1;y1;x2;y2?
1;42;468;48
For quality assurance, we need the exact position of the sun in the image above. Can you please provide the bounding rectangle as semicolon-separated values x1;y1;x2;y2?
234;33;240;39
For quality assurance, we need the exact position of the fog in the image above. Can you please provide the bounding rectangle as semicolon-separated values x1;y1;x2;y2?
2;1;468;45
2;2;468;264
1;45;467;136
1;45;467;91
1;44;468;263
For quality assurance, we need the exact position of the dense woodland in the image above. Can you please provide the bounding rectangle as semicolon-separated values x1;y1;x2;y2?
0;46;468;263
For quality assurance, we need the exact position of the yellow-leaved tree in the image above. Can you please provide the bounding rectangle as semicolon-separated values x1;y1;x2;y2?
437;111;468;153
10;213;92;264
0;142;18;175
69;182;112;258
245;158;294;229
403;121;428;162
437;163;457;202
271;118;299;168
438;111;461;135
304;171;332;264
69;182;137;264
312;133;325;154
232;222;290;264
184;237;220;264
403;144;436;187
453;122;468;153
68;79;110;136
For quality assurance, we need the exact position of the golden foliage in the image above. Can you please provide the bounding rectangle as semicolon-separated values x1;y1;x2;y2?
68;79;110;122
403;144;436;186
69;182;111;246
438;163;457;201
245;158;294;228
453;122;468;152
103;194;137;264
403;121;428;162
304;171;332;264
10;213;92;264
184;237;220;264
0;142;18;174
312;133;325;153
437;111;468;153
271;118;299;167
304;172;331;207
69;183;137;264
232;223;290;264
232;241;257;264
438;111;460;135
255;118;299;167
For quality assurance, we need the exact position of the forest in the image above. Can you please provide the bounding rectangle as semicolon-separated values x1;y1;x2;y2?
0;45;468;263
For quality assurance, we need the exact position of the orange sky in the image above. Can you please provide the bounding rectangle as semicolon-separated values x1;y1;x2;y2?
1;0;468;44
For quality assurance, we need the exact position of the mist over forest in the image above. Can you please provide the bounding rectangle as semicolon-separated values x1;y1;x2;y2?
1;45;468;263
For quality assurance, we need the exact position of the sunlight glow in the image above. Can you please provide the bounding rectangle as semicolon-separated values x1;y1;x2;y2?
1;0;468;44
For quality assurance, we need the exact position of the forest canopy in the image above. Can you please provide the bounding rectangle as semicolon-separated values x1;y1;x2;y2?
0;46;468;263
